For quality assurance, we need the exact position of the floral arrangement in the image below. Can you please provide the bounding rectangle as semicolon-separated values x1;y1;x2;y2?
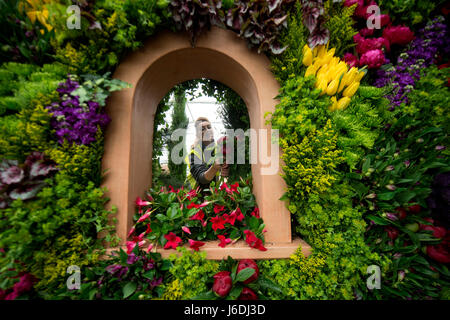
302;44;366;111
127;177;267;254
46;74;130;145
374;16;449;108
343;0;415;70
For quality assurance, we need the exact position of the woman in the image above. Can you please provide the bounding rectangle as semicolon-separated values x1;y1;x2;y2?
184;117;229;193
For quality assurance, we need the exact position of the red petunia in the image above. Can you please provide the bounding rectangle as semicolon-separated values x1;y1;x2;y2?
217;235;232;248
211;216;226;232
188;239;205;252
232;208;245;222
223;213;235;226
164;232;182;250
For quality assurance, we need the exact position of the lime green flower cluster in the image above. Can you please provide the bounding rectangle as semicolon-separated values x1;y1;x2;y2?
161;248;220;300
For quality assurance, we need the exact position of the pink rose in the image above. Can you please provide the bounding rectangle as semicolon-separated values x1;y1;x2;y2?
344;53;359;68
383;25;414;45
360;49;386;69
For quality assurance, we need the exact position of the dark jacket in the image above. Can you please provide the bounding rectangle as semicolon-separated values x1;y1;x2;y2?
189;141;218;191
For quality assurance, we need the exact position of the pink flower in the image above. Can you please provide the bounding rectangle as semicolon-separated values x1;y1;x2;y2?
137;210;152;223
356;37;387;55
145;224;152;234
182;226;191;234
146;243;154;253
217;235;232;248
378;14;391;28
186;188;198;200
188;239;205;251
127;226;135;238
344;53;359;68
187;201;209;209
211;216;226;232
383;25;414;46
359;28;374;37
126;241;136;254
136;196;151;207
164;232;182;250
359;49;386;69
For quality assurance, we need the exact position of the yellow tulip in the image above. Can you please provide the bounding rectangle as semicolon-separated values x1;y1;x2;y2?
317;79;328;95
302;44;310;56
329;96;338;111
302;47;313;66
355;70;366;82
316;64;329;79
316;45;326;59
326;79;339;96
336;97;351;110
344;67;358;86
305;64;318;77
337;78;347;93
343;81;360;98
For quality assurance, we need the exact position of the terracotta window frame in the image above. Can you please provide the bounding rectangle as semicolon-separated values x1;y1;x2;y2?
102;27;311;259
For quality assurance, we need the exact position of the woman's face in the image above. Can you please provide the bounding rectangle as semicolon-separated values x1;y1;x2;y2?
200;121;214;142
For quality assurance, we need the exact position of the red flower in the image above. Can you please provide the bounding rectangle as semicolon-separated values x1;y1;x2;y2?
127;226;135;238
244;230;267;251
360;49;386;69
383;25;414;46
421;225;447;239
378;14;391;28
230;182;240;194
344;53;359;68
426;245;450;264
214;204;225;214
186;188;199;200
187;201;209;209
145;224;152;234
250;207;260;218
395;207;407;220
211;216;226;232
238;287;258;300
384;226;399;240
237;259;259;284
222;213;235;226
407;204;421;214
232;207;245;222
217;235;232;248
188;239;205;252
190;209;205;221
212;271;232;297
163;232;182;250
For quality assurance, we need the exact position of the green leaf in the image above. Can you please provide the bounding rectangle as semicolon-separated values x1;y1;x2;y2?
229;285;243;300
155;214;168;222
123;282;137;299
235;267;255;283
258;277;283;293
143;270;155;279
366;214;390;226
378;192;396;201
192;290;217;300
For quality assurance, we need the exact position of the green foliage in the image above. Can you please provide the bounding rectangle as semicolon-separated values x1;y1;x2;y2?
324;0;358;57
167;87;189;187
270;1;308;83
0;62;67;115
331;86;391;168
161;247;220;299
0;172;117;291
379;0;446;27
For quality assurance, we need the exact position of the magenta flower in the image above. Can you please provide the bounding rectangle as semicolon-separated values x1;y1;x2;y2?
360;49;386;69
344;53;359;68
182;226;191;234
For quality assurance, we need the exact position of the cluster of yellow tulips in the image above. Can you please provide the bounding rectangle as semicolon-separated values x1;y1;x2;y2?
302;44;366;111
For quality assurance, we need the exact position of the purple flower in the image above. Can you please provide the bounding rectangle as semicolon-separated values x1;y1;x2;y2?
148;277;163;289
385;212;398;221
436;145;446;151
127;253;139;265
